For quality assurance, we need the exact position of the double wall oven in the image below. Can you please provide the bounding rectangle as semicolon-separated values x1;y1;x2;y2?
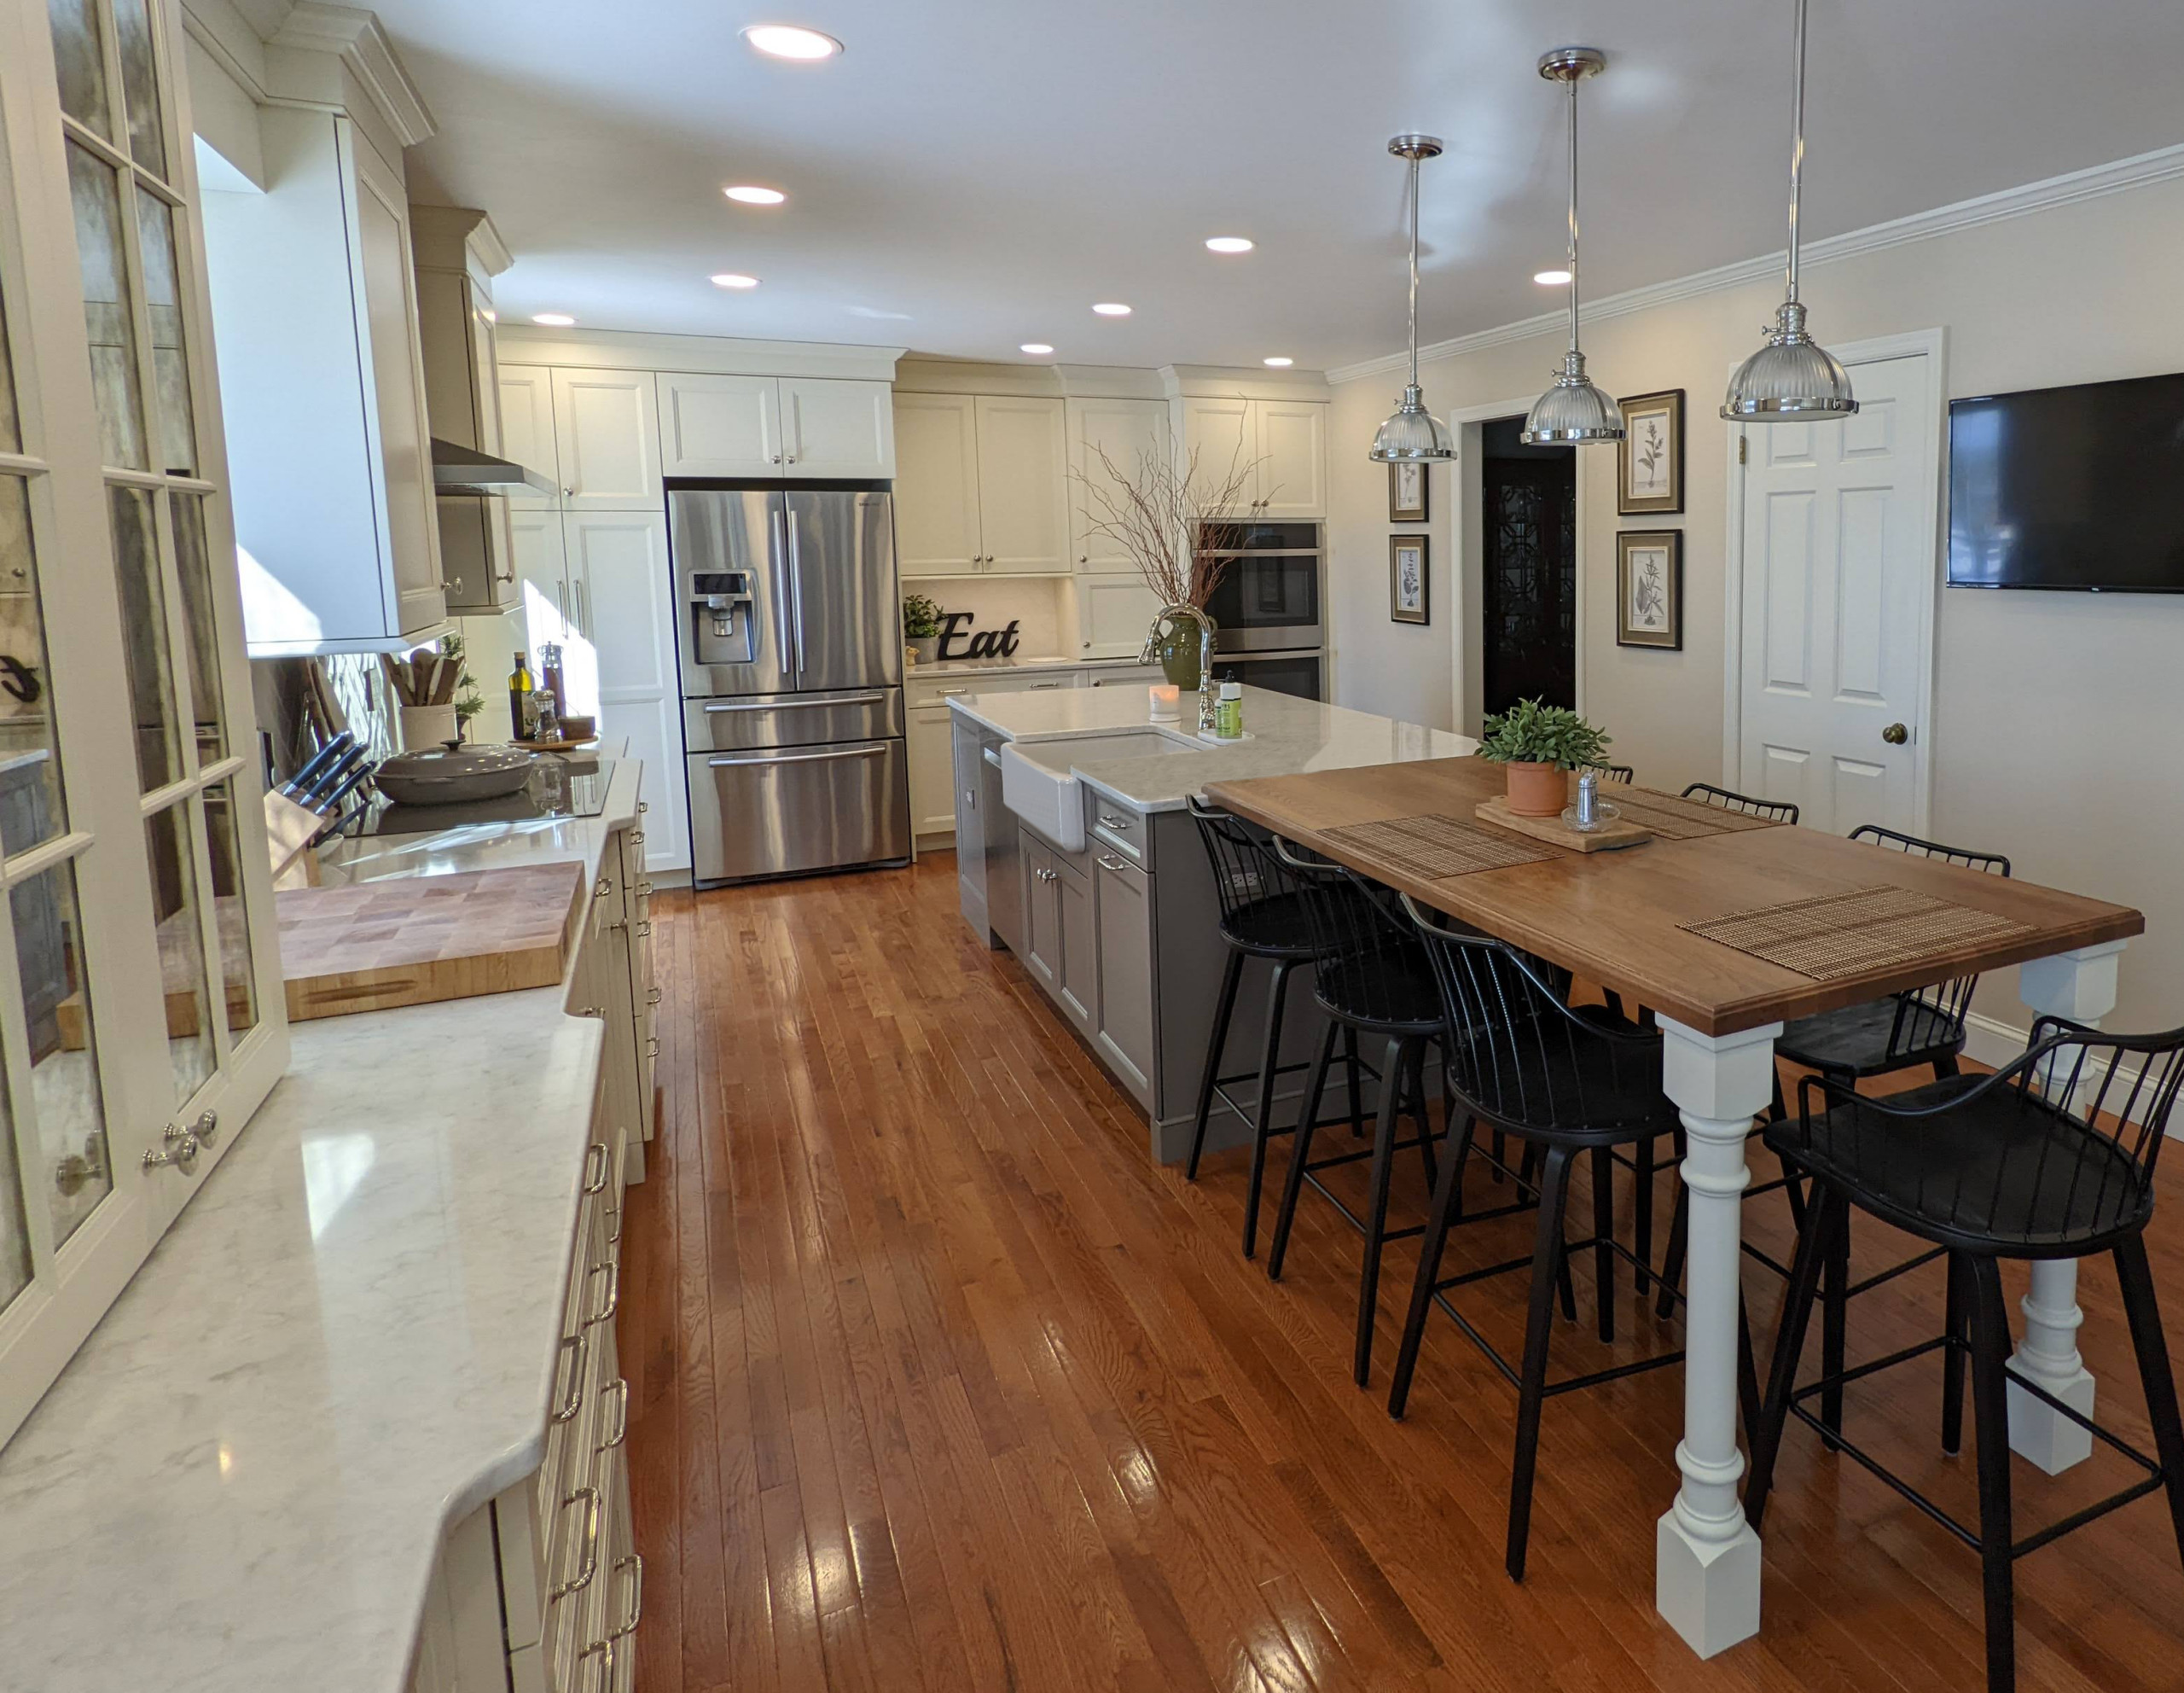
1199;521;1325;701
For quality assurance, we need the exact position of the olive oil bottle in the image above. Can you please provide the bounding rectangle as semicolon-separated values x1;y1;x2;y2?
508;650;535;740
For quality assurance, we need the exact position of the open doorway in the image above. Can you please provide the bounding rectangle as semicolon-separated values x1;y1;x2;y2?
1479;416;1577;715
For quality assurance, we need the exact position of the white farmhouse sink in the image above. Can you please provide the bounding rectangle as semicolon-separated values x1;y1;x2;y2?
1000;730;1202;849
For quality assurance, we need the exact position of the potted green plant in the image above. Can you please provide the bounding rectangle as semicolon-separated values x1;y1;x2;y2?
1478;698;1612;817
903;592;944;666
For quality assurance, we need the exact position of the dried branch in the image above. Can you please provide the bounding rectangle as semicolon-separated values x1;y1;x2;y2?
1072;431;1268;612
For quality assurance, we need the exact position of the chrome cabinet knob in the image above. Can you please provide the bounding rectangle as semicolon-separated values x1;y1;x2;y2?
1881;722;1908;745
53;1135;105;1196
191;1109;219;1148
142;1124;200;1176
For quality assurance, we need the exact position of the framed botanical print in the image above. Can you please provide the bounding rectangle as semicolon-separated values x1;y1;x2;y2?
1617;388;1685;515
1616;531;1682;649
1388;459;1428;523
1389;535;1429;625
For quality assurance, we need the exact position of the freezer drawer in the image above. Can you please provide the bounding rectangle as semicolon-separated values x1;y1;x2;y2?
687;737;909;883
684;686;903;752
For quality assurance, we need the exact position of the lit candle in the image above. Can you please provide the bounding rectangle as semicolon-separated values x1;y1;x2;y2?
1148;684;1182;720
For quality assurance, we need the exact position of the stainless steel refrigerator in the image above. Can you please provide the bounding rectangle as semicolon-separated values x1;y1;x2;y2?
669;486;909;884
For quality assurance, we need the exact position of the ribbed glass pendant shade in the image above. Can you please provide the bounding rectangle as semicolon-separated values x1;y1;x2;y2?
1522;351;1622;445
1722;301;1857;419
1372;384;1456;461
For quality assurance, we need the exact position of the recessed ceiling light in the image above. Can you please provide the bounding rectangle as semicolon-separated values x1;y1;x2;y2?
1533;269;1572;286
711;272;760;289
531;312;576;326
1205;236;1254;254
1019;343;1054;356
1263;357;1293;368
741;23;843;61
1091;302;1131;317
725;185;787;206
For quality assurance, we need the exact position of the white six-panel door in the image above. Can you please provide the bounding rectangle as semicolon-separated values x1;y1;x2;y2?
1737;351;1936;834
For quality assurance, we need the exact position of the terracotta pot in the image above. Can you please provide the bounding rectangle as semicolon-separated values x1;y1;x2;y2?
1503;760;1568;818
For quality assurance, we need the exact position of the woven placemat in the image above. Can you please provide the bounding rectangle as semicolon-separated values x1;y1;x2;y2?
1680;885;2036;982
1611;788;1786;840
1320;813;1556;881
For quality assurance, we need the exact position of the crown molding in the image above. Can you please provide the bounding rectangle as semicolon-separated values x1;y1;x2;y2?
497;325;906;383
267;3;435;148
892;357;1170;400
1159;363;1333;402
1327;142;2184;385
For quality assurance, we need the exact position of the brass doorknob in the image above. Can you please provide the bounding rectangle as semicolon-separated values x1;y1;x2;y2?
1881;722;1908;745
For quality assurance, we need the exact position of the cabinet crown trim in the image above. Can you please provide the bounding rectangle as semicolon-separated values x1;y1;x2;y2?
1159;364;1333;401
266;2;437;147
500;327;904;382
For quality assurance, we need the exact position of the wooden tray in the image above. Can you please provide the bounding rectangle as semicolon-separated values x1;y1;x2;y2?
1475;794;1653;853
512;736;599;752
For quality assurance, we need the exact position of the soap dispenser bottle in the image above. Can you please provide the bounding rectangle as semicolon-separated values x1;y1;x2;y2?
1215;677;1243;740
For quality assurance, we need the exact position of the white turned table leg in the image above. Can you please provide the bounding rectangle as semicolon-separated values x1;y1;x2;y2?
1654;1017;1782;1658
2006;940;2126;1473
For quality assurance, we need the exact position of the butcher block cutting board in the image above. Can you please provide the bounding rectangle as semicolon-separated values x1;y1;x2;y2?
277;862;587;1022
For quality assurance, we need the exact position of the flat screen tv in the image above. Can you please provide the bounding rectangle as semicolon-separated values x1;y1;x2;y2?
1948;370;2184;592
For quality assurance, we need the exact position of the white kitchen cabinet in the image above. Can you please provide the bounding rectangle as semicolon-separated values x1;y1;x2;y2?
561;512;688;873
205;108;445;653
780;377;895;477
655;372;893;478
497;364;561;504
1175;394;1327;521
1253;399;1328;520
1077;576;1165;658
656;372;781;476
892;393;1068;577
1067;397;1170;572
909;701;958;837
894;393;981;576
551;369;661;509
974;397;1071;573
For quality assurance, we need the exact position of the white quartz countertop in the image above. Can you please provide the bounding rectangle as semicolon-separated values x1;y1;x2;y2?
947;684;1476;812
0;757;641;1693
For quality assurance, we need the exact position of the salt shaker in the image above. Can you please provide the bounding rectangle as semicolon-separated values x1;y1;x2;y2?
1575;770;1598;829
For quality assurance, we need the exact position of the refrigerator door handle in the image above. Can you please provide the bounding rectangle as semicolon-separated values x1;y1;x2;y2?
770;504;796;678
703;691;886;713
707;744;887;770
785;504;809;674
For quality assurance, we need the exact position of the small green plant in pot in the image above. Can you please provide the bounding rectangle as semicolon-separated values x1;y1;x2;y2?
1478;699;1612;817
903;592;944;666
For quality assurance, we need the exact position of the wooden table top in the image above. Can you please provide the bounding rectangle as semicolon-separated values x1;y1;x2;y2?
1204;756;2144;1038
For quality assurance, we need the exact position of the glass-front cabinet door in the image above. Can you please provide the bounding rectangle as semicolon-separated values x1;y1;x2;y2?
0;0;288;1449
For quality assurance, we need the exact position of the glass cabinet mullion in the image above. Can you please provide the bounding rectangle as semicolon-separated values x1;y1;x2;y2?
179;787;229;1073
0;856;56;1315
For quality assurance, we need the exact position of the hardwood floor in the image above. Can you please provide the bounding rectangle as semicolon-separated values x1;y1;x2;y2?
619;854;2184;1693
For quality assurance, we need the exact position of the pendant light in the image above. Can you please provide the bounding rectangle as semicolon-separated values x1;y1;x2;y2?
1522;48;1621;445
1722;0;1857;420
1369;135;1455;463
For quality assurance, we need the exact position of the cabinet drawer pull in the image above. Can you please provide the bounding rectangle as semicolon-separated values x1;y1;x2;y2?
597;1377;630;1453
583;1140;611;1195
645;1035;660;1058
577;1638;615;1693
638;800;648;814
551;1331;589;1423
647;986;663;1006
635;881;654;896
550;1486;603;1599
1096;812;1132;831
634;920;652;939
629;829;646;846
585;1260;621;1327
594;876;613;899
1034;867;1057;883
1097;853;1130;873
1027;681;1063;689
608;1553;644;1641
606;1188;624;1247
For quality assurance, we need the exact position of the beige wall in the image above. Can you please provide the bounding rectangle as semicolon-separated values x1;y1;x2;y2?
1328;173;2184;1034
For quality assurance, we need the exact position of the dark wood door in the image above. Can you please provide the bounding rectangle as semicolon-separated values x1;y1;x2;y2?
1482;453;1577;715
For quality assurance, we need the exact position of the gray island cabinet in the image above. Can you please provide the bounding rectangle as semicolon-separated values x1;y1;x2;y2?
947;687;1474;1162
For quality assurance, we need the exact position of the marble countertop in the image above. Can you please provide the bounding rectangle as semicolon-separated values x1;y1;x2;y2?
948;684;1475;812
0;758;641;1693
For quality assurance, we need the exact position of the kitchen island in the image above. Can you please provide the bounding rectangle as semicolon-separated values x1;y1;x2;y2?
946;684;1472;1161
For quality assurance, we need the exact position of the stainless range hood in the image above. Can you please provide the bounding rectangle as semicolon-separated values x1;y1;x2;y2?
431;438;555;497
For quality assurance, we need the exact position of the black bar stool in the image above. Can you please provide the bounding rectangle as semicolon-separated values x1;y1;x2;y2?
1262;841;1444;1387
1184;799;1366;1260
1389;895;1754;1580
1747;1019;2184;1693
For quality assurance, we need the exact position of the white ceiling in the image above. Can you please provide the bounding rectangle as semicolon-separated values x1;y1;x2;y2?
354;0;2184;372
